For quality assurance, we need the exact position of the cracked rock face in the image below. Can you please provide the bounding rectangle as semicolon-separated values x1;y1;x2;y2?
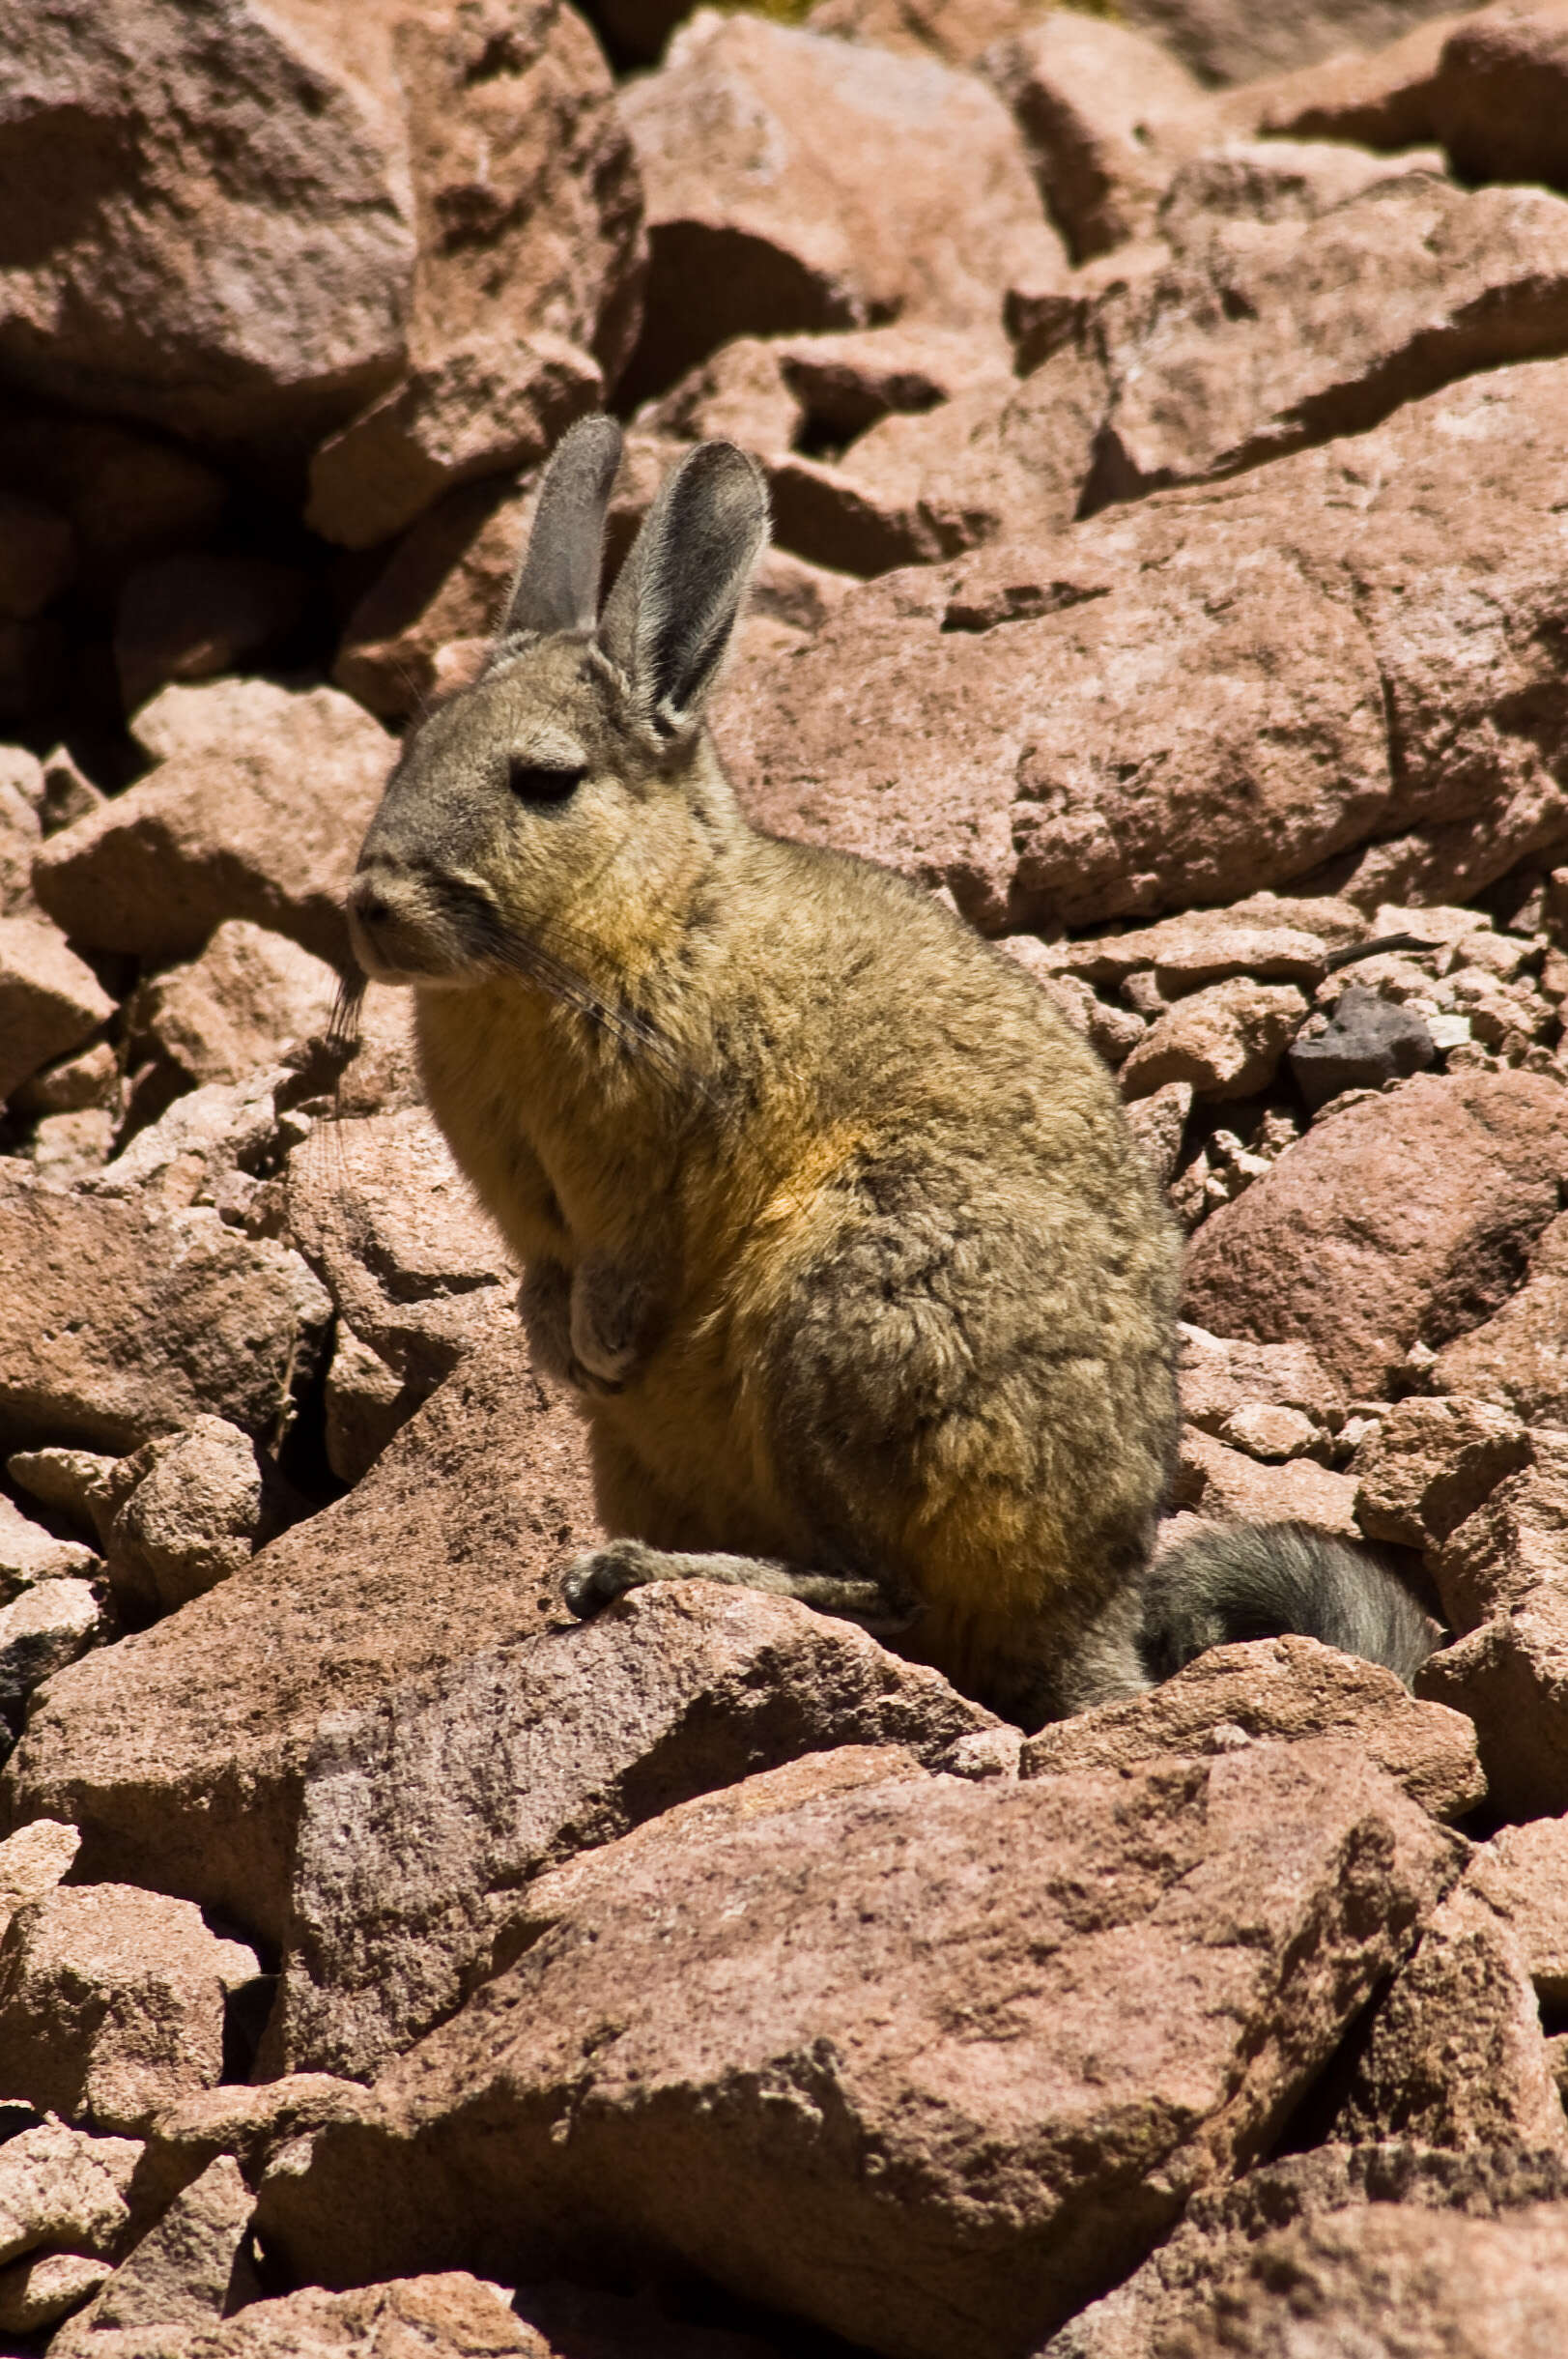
255;1741;1459;2357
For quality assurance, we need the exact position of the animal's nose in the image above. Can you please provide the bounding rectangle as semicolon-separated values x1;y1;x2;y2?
348;874;390;928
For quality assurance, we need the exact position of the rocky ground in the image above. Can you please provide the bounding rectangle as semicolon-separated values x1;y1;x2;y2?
3;0;1568;2350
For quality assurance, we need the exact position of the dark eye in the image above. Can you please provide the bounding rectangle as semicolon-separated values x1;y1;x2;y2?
508;756;585;803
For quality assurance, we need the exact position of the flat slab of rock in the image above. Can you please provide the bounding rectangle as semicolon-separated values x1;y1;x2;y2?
723;354;1568;929
1183;1073;1568;1397
0;1170;330;1455
1091;176;1568;503
266;1587;995;2081
32;680;393;967
256;1740;1460;2358
0;1332;600;1947
1019;1633;1483;1821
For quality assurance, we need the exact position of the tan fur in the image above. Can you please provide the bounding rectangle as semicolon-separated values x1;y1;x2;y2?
348;426;1183;1729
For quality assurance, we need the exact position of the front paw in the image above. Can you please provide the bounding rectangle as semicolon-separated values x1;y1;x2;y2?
561;1539;669;1619
569;1255;654;1391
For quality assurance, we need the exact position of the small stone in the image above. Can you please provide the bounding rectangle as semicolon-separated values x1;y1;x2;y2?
0;2115;142;2267
0;2249;111;2334
1291;983;1438;1111
1217;1401;1318;1462
1353;1395;1533;1553
0;1495;99;1597
0;1581;104;1731
1121;978;1308;1102
11;1040;120;1117
99;1417;280;1617
0;1822;79;1940
0;917;115;1104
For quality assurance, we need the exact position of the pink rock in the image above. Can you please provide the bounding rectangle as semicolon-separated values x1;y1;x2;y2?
1434;1208;1568;1424
0;0;413;455
1353;1395;1532;1552
1183;1073;1568;1397
33;679;394;967
1333;1880;1568;2152
0;917;114;1104
267;1586;995;2080
1428;1433;1568;1631
726;357;1568;928
1433;2;1568;187
1175;1424;1360;1536
308;333;604;553
1089;176;1568;507
1419;1585;1568;1820
1134;2200;1568;2359
617;12;1065;402
1020;1632;1483;1821
1119;978;1307;1103
128;920;340;1097
984;11;1206;261
1115;0;1471;88
2;1331;604;1946
0;1166;330;1455
255;1741;1459;2354
0;1884;258;2133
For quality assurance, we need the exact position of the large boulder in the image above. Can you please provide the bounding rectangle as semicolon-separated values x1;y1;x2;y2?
1089;175;1568;507
722;356;1568;929
255;1741;1459;2357
0;0;413;457
1182;1073;1568;1397
616;11;1066;403
264;1593;996;2081
303;0;644;547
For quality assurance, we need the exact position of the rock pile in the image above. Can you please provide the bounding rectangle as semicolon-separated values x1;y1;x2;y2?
2;0;1568;2351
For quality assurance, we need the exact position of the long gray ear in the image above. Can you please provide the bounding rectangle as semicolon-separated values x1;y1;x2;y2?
499;414;623;641
596;443;770;736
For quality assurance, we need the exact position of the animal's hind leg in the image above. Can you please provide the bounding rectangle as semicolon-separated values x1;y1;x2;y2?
561;1539;917;1638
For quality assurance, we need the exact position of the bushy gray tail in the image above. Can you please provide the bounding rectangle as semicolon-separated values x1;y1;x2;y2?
1138;1520;1440;1688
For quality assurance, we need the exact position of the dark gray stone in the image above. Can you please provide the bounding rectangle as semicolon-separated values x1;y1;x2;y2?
1290;985;1437;1111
